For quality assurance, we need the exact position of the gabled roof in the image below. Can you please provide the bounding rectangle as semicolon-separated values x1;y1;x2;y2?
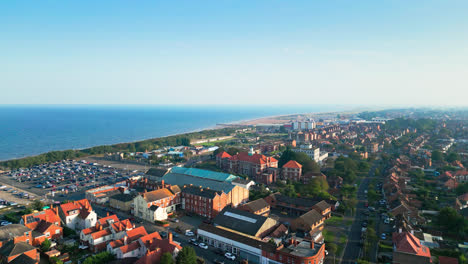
90;228;112;240
230;152;278;165
23;208;60;227
99;214;120;225
8;253;37;264
0;224;31;242
313;200;331;211
118;241;141;254
240;198;269;212
216;151;232;159
59;199;92;217
111;219;133;233
213;207;270;236
283;160;302;169
139;232;162;248
0;241;36;257
126;226;148;241
142;189;174;203
298;209;323;226
392;231;431;258
135;248;162;264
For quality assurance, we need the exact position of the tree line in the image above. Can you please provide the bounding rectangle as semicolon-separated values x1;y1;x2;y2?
1;128;235;169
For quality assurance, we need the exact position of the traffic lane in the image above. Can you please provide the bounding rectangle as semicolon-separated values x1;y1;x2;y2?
178;240;237;264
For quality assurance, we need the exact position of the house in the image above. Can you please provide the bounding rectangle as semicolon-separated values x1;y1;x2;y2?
181;186;228;219
291;209;325;241
162;167;249;207
107;226;148;254
20;208;63;246
133;186;180;222
238;198;270;216
109;193;135;212
312;200;332;219
58;199;97;231
392;231;431;264
114;231;182;262
0;225;33;247
282;160;302;182
81;216;134;253
0;241;39;264
264;192;334;216
216;150;278;178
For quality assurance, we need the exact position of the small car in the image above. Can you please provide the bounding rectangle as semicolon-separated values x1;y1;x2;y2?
381;233;387;240
185;231;195;237
224;253;236;260
199;243;208;249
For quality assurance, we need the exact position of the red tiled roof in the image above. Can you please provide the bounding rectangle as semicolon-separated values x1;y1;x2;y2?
98;214;119;225
135;248;162;264
119;241;141;254
216;151;232;159
90;228;112;240
111;219;133;232
126;226;148;241
60;199;92;217
392;231;431;258
140;231;162;247
230;152;278;165
283;160;302;169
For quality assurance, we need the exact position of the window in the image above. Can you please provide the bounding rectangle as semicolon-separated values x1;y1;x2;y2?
26;239;29;244
55;229;60;234
46;232;50;237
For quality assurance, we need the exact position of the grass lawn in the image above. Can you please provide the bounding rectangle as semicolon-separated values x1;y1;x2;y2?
325;216;343;226
339;234;347;244
323;229;335;243
378;243;393;253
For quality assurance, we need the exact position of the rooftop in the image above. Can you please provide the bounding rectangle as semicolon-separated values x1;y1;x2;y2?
169;167;238;182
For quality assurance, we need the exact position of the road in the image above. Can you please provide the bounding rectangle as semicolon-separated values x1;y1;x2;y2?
340;163;377;264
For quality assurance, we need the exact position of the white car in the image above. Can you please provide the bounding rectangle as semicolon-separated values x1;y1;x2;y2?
224;253;236;260
325;250;329;255
1;221;12;226
185;231;195;237
199;243;208;249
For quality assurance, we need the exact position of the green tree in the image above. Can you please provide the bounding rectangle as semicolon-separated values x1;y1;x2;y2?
327;242;338;264
31;200;44;211
40;238;51;252
176;246;198;264
83;251;115;264
161;252;175;264
432;150;444;162
447;152;460;163
437;207;465;234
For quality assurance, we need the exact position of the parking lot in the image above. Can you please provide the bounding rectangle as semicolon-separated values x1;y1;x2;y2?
0;159;145;202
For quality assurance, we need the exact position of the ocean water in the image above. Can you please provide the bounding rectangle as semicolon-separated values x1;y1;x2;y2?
0;105;345;161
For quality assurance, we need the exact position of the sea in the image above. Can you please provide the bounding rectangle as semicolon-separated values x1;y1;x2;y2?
0;105;349;161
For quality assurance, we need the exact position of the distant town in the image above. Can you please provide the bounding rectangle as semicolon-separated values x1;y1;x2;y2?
0;108;467;264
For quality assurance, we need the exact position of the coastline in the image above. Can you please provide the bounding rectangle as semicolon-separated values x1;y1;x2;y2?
0;108;360;165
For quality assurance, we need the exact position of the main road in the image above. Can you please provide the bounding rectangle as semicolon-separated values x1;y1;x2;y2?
340;163;377;264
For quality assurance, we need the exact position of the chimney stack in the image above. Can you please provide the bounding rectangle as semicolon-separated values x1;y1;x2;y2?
168;232;173;242
107;212;110;217
162;180;165;186
310;241;314;249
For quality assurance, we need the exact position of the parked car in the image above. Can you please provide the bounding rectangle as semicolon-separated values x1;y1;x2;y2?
199;243;208;249
224;253;236;261
381;233;387;240
185;230;195;237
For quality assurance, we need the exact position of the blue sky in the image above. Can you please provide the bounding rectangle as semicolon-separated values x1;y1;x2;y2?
1;1;467;106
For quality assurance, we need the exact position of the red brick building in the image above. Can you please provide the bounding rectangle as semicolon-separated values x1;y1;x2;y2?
181;186;228;219
21;208;63;246
282;160;302;182
216;151;278;178
262;237;325;264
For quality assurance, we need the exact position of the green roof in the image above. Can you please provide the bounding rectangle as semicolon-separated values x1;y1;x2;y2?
169;167;238;182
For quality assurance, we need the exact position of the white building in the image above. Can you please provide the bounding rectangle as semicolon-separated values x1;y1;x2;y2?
58;199;97;231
